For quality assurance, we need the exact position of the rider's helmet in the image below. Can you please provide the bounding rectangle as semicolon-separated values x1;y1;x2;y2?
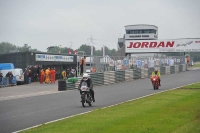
154;68;158;75
83;73;89;81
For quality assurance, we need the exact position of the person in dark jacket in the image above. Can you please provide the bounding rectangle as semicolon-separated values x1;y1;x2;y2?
27;70;32;84
78;73;95;102
0;73;3;83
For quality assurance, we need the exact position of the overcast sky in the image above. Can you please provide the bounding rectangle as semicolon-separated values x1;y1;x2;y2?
0;0;200;52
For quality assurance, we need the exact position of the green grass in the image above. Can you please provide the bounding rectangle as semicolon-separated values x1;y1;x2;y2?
193;63;200;67
181;82;200;89
22;83;200;133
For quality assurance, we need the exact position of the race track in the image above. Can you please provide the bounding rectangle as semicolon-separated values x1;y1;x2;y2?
0;70;200;133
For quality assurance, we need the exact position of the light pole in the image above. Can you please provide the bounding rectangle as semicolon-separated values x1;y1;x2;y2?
58;45;62;54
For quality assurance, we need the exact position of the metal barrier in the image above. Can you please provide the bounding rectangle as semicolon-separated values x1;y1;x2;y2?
175;65;179;73
170;66;175;74
0;77;3;87
68;64;187;90
84;55;185;74
179;65;183;72
0;77;17;88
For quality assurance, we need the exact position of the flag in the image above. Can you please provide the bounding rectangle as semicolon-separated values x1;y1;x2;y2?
74;50;77;55
68;49;72;54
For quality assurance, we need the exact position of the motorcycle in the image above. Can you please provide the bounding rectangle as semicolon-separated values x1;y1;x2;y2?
150;75;159;90
80;82;93;107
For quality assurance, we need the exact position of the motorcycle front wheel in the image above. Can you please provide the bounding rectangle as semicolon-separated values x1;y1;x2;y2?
81;93;86;107
153;82;156;90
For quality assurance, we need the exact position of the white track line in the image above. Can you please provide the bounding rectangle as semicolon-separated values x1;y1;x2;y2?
0;91;62;101
13;81;200;133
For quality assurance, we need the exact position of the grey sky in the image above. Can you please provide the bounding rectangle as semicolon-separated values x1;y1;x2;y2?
0;0;200;52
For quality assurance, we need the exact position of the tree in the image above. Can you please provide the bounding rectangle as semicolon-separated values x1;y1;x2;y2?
17;44;40;52
76;44;117;56
0;42;40;54
47;46;76;54
77;44;96;55
94;50;102;56
47;46;60;53
60;47;75;54
0;42;18;54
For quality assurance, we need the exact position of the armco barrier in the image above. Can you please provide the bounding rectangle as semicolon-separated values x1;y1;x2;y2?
144;68;148;78
115;70;125;83
125;69;133;81
89;72;104;86
170;66;175;74
148;68;154;77
182;64;186;71
89;73;99;86
66;64;187;90
141;68;148;79
175;65;179;73
97;72;104;85
104;71;110;85
67;82;75;90
75;77;82;89
133;67;141;79
141;68;145;79
160;67;166;75
179;64;183;72
165;66;170;75
109;71;115;84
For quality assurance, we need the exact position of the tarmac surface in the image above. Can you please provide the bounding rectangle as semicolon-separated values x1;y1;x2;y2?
0;69;200;133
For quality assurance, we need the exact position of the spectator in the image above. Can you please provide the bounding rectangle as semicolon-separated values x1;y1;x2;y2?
62;70;66;80
40;69;45;84
54;67;57;81
6;71;10;77
51;68;56;83
45;68;50;83
80;56;86;76
10;71;13;78
27;70;32;84
0;73;3;83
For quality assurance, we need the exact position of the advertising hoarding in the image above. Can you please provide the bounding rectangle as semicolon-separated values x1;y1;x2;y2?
125;39;200;53
35;54;74;62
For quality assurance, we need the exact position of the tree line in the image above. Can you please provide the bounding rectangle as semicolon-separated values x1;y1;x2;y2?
0;42;117;56
0;42;39;53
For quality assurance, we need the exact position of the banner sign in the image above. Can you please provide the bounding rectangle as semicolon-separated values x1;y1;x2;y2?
169;59;174;66
125;39;200;53
35;54;74;62
148;60;155;68
136;60;141;67
116;60;122;70
109;60;114;66
123;60;129;66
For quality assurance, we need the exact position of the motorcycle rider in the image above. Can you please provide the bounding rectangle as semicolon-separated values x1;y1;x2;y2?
151;68;161;86
78;73;95;102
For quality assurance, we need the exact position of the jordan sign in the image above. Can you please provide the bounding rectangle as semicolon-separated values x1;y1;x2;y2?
125;39;200;53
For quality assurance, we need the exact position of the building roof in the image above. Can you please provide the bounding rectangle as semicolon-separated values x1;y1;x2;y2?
125;24;158;28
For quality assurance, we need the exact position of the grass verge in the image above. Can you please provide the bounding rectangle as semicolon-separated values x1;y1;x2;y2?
193;63;200;67
21;83;200;133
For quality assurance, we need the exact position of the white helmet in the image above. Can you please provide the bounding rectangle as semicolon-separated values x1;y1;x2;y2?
83;73;89;81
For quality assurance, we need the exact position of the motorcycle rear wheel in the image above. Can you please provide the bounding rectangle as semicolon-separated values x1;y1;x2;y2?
88;102;92;106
